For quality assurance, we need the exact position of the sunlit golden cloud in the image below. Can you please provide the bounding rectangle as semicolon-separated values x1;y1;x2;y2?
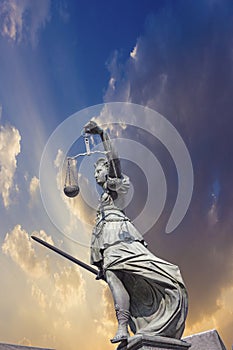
0;123;21;208
2;225;53;278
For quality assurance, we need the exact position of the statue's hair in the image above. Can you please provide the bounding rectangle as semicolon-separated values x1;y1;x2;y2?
94;157;109;168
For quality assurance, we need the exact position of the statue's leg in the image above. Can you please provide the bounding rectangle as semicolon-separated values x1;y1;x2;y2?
105;270;130;343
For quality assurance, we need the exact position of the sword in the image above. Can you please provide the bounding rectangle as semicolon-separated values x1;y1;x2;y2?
31;235;98;276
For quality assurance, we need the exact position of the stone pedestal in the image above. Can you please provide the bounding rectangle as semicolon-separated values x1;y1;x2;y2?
117;335;191;350
183;330;227;350
0;344;54;350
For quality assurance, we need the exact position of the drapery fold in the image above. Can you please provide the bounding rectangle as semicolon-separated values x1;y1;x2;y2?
103;241;188;339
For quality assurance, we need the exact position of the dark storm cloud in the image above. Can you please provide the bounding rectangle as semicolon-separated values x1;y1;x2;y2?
104;0;233;347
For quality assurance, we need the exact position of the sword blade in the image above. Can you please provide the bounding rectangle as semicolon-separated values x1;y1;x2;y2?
31;235;98;276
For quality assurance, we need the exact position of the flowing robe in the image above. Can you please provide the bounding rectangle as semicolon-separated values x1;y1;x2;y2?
90;175;188;339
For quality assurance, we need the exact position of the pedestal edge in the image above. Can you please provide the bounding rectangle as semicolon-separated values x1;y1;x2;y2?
117;335;191;350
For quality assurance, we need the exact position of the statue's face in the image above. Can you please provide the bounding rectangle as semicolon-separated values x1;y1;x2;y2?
94;164;108;185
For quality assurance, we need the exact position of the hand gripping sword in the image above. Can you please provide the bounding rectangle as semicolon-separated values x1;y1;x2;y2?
31;235;98;276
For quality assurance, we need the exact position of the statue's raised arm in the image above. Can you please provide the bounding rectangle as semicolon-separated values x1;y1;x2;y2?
84;120;121;179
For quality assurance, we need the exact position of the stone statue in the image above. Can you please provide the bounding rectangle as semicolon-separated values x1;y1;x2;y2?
84;121;188;344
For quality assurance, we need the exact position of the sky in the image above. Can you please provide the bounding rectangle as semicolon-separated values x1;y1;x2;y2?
0;0;233;349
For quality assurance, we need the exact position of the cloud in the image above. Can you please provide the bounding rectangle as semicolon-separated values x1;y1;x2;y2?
29;176;39;205
130;44;138;60
29;176;39;196
96;285;116;339
184;285;233;345
53;265;86;313
0;224;91;350
2;225;53;278
2;224;86;313
101;285;115;323
0;123;21;208
30;264;85;314
54;148;64;170
103;1;233;348
0;0;51;46
31;283;47;310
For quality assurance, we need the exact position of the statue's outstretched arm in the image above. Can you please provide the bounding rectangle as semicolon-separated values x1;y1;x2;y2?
84;121;121;178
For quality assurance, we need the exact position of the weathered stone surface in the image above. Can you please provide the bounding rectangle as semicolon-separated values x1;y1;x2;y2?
117;334;191;350
183;329;227;350
0;344;53;350
87;122;188;340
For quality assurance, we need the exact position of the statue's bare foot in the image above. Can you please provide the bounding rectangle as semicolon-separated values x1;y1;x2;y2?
110;325;129;344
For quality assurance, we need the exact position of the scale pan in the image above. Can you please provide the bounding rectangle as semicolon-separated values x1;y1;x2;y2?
64;185;80;197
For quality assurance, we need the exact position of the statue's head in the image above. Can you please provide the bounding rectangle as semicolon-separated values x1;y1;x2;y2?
94;157;109;185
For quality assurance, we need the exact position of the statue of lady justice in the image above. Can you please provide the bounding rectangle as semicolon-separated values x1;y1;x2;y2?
84;120;188;344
